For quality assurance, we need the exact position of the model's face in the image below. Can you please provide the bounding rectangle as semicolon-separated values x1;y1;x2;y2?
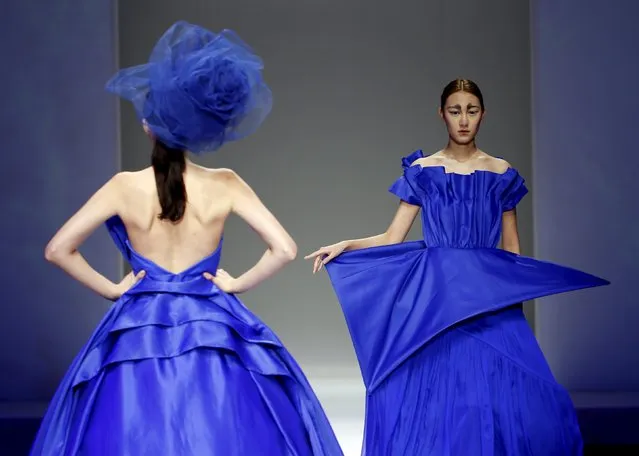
439;91;484;145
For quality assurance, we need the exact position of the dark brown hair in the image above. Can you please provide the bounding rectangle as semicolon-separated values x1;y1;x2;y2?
151;140;187;222
440;79;485;110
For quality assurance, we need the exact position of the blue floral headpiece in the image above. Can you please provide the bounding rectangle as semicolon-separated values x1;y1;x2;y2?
106;21;272;153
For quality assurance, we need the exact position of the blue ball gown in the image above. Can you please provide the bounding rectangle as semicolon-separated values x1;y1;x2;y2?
324;150;609;456
31;216;343;456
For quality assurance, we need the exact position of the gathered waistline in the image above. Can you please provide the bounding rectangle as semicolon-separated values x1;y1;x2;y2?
125;275;219;297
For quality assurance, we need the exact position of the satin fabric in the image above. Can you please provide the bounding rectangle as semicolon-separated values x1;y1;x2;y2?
31;216;343;456
325;150;609;456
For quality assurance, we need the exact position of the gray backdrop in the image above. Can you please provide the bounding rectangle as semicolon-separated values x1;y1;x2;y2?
118;0;532;377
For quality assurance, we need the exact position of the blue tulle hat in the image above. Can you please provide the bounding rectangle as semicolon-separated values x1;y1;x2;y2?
106;21;272;153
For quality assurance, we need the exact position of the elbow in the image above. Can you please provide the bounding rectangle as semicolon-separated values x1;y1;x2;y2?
44;242;60;263
44;241;69;264
275;240;298;263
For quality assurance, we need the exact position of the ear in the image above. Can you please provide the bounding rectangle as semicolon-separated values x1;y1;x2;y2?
438;107;444;120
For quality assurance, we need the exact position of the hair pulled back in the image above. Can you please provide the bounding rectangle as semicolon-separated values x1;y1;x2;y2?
440;79;485;110
151;140;187;222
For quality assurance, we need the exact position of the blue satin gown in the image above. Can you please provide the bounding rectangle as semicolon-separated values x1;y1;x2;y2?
31;216;343;456
324;150;609;456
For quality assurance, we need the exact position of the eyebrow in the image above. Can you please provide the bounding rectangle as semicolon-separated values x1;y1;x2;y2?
447;104;480;109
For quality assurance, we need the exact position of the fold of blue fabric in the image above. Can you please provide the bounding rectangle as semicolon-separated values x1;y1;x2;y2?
326;243;608;393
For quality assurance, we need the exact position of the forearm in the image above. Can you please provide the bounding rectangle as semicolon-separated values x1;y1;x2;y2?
501;211;521;255
344;233;391;251
503;244;520;255
501;239;521;255
232;248;294;293
46;250;119;300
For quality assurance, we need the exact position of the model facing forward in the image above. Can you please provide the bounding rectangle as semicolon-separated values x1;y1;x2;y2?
306;78;608;455
31;21;342;456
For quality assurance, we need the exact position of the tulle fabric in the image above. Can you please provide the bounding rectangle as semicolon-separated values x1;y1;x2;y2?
105;21;272;154
30;216;343;456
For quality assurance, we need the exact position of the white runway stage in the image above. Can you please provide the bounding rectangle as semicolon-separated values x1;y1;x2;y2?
309;374;366;456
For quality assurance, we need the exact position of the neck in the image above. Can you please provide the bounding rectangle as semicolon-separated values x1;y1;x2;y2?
443;139;478;162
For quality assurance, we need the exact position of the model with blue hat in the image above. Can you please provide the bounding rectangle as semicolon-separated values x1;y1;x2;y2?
30;21;343;456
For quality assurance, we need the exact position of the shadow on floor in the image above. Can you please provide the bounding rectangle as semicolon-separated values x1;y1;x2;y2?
2;416;638;455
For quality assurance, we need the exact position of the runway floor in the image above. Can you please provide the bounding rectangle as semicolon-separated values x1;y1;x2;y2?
311;375;366;455
1;372;638;455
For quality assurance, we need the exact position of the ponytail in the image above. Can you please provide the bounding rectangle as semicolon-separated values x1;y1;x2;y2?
151;141;187;222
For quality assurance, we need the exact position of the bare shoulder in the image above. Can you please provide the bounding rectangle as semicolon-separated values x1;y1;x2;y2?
113;168;152;181
199;166;242;185
204;168;261;210
110;168;155;191
411;150;446;168
194;166;254;195
103;170;137;192
475;152;511;174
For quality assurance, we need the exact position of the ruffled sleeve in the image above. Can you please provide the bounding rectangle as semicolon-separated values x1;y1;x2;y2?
388;150;424;206
389;176;421;205
501;169;528;211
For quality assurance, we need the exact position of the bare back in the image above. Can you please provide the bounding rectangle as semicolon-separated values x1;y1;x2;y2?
117;163;233;274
